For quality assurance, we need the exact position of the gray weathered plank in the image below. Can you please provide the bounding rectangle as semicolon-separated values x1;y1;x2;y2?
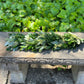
0;32;84;65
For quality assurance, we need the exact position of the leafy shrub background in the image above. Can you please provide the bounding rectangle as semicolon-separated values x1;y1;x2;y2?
0;0;84;32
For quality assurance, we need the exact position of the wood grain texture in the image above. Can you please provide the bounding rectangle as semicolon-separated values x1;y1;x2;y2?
0;32;84;65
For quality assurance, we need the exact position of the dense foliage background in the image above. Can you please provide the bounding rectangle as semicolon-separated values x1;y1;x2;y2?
0;0;84;32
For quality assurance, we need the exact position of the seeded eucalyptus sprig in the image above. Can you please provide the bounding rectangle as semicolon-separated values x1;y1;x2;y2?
5;32;84;52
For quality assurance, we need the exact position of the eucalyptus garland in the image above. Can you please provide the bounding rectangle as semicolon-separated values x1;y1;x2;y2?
5;32;84;52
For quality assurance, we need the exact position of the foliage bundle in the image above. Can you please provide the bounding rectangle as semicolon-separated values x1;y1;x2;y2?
0;0;84;32
5;32;84;52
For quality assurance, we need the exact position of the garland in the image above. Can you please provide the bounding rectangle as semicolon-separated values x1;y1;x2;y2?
5;32;84;52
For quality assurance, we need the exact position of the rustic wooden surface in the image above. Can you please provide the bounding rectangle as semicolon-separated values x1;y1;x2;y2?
0;32;84;65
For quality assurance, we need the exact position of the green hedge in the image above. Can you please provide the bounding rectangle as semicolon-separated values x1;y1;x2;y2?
0;0;84;32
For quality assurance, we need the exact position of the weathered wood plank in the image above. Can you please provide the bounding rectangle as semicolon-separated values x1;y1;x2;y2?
0;32;84;65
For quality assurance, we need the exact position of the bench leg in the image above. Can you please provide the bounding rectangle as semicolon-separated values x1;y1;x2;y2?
72;65;84;84
0;63;8;84
7;63;29;84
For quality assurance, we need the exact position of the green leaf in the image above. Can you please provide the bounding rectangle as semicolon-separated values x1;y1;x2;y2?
58;67;62;71
51;8;59;16
39;46;45;52
18;10;26;17
57;9;67;19
59;23;70;32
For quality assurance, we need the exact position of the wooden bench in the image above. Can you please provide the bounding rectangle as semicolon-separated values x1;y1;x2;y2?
0;32;84;84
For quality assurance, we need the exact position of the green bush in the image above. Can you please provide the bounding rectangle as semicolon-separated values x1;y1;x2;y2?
0;0;84;32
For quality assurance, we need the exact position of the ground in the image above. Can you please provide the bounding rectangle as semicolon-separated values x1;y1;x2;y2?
26;65;74;84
